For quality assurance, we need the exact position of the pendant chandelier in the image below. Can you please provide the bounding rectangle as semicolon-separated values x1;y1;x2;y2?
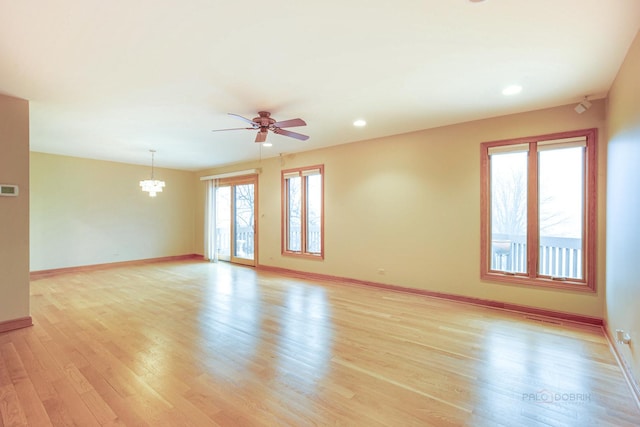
139;150;165;197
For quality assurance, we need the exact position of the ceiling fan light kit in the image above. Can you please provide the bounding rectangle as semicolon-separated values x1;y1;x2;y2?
212;111;309;143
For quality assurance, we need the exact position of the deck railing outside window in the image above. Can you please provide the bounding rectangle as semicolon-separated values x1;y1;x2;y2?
491;234;582;279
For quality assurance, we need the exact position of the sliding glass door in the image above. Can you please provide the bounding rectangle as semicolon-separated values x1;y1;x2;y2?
214;176;257;266
232;183;255;264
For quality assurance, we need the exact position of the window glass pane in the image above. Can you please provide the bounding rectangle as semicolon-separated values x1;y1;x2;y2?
538;147;584;279
490;151;528;273
215;186;231;259
287;177;301;252
234;184;254;259
306;174;322;254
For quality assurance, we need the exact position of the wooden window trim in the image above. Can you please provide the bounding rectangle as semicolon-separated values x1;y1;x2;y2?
281;165;324;259
480;128;597;292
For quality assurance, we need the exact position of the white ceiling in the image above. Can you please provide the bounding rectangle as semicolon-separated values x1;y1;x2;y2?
1;1;639;171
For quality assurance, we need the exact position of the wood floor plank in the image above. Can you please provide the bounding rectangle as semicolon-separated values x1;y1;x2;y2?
0;385;28;427
0;259;638;426
12;379;52;427
78;364;150;427
0;343;51;426
11;336;57;403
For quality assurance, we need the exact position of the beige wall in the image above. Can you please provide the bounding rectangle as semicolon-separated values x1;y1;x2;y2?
197;99;608;318
30;152;197;271
606;31;640;388
0;94;30;323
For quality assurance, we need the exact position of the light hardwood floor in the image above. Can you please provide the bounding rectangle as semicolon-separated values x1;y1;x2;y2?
1;260;639;426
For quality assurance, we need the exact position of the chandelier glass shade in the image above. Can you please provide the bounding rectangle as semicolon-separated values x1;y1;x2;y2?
140;150;165;197
140;179;165;197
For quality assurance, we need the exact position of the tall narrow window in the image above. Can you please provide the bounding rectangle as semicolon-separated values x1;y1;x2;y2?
282;165;324;258
480;129;597;291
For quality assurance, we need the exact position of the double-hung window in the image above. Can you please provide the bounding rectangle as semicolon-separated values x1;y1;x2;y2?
282;165;324;258
480;129;597;291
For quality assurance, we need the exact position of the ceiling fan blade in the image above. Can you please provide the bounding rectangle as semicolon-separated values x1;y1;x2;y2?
255;131;268;143
228;113;258;127
211;127;254;132
273;127;309;141
273;118;306;128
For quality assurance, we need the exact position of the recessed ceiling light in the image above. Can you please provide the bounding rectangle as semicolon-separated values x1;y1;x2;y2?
502;85;522;96
353;119;367;127
263;142;273;147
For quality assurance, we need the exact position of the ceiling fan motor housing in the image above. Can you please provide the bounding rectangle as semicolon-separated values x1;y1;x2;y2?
254;111;276;128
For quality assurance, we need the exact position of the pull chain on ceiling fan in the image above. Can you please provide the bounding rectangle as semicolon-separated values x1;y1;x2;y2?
212;111;309;143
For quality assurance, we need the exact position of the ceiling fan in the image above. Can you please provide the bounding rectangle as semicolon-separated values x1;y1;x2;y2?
212;111;309;143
